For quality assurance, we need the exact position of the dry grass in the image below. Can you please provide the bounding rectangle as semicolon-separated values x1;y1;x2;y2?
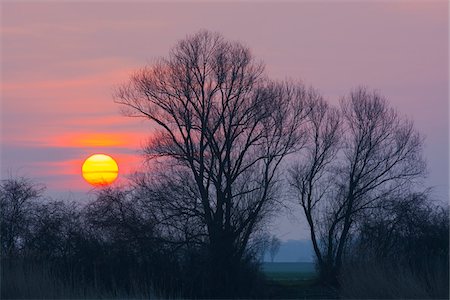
339;259;449;299
1;260;157;299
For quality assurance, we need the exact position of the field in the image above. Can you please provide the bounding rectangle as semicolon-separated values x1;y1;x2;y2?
261;262;337;299
262;262;317;281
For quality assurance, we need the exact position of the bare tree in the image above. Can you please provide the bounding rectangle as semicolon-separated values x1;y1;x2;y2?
268;236;281;263
291;87;426;283
0;177;44;257
130;167;209;251
115;30;310;292
341;192;449;299
290;93;341;276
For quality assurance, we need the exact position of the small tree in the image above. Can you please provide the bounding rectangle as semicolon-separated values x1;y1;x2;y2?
341;192;449;299
0;177;44;257
268;236;281;263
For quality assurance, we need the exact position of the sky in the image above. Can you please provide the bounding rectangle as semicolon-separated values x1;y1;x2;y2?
1;1;448;241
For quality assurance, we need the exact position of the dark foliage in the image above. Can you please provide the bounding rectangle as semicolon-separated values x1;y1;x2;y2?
1;178;268;298
340;192;449;298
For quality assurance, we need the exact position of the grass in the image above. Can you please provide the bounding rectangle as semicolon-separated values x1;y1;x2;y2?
261;262;337;299
1;259;158;299
262;262;317;281
339;259;449;299
261;261;449;299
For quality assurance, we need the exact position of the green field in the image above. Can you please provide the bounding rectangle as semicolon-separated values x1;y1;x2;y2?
261;263;337;298
262;262;317;281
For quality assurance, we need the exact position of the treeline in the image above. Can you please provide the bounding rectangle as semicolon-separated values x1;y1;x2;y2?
1;177;267;298
1;176;448;299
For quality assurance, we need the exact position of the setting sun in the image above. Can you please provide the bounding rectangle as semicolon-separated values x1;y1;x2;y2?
82;154;118;186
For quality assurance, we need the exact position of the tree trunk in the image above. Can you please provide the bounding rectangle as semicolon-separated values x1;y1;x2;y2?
208;229;239;297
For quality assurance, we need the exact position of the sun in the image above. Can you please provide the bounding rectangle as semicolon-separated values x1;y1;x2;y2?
82;154;119;186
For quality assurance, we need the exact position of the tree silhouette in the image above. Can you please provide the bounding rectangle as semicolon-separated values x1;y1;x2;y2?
269;236;281;263
290;87;426;283
0;177;44;257
115;30;311;294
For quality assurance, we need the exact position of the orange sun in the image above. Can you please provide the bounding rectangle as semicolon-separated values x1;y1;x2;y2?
82;154;119;186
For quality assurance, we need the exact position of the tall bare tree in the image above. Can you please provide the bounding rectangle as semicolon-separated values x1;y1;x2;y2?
115;31;310;292
290;94;341;278
291;87;426;283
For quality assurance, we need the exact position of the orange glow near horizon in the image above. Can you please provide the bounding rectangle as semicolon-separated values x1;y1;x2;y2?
82;154;119;186
56;132;143;148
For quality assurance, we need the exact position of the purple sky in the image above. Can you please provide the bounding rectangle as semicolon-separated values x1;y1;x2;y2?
1;1;448;240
